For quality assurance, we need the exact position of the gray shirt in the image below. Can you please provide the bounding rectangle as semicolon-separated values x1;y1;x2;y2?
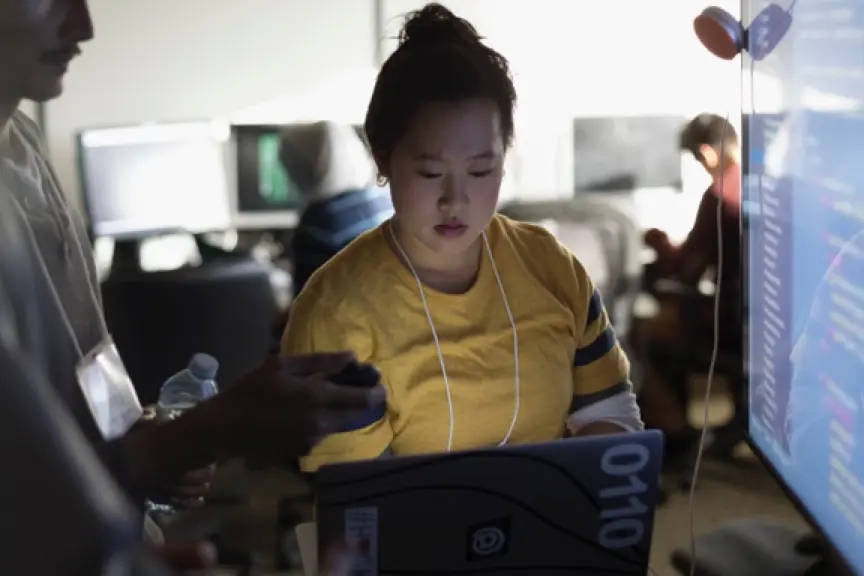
0;206;145;571
0;112;137;499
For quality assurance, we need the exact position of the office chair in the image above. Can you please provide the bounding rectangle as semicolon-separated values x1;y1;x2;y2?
102;258;278;405
639;271;748;500
645;275;747;455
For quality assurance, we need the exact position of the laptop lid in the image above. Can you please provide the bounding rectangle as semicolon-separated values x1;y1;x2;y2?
316;430;663;576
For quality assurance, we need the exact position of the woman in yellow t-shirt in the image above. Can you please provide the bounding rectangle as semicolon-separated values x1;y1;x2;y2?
282;3;643;472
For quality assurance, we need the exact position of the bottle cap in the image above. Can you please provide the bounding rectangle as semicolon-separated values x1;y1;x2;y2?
189;353;219;380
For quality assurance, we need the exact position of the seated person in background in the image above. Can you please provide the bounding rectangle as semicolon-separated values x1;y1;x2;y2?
280;121;393;295
282;3;642;473
636;113;742;462
644;113;741;301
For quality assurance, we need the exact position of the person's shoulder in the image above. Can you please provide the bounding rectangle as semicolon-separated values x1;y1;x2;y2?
290;224;389;315
493;213;576;271
493;213;562;250
491;213;593;303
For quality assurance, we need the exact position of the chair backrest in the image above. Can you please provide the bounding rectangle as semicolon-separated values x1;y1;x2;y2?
499;198;642;334
102;258;277;404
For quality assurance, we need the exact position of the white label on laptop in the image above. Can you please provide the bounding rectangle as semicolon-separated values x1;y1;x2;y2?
344;506;378;576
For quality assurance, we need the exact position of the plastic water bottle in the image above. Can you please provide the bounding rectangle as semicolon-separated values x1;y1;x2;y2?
147;353;219;516
156;353;219;422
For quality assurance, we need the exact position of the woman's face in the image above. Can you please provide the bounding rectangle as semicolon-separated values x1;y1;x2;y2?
383;98;504;258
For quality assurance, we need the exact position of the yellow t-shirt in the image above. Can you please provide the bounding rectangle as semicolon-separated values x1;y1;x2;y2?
282;214;630;472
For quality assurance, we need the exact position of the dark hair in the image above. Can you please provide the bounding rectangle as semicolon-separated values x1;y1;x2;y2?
678;113;738;161
364;3;516;172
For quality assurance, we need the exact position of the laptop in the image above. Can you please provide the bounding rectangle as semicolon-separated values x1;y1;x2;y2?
315;430;664;576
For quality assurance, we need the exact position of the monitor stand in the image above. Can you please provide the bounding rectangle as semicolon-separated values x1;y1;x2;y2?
194;234;249;262
110;239;143;275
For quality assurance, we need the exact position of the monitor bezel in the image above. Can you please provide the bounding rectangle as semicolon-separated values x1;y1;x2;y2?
228;123;302;231
76;119;233;239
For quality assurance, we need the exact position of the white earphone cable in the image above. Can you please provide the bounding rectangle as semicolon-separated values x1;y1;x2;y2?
388;222;520;451
687;114;730;576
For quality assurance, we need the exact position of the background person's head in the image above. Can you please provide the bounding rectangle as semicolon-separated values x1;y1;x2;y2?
0;0;92;109
278;121;375;203
364;3;516;261
678;113;739;178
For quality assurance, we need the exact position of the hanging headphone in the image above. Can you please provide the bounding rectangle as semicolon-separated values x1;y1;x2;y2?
694;2;795;61
687;5;795;575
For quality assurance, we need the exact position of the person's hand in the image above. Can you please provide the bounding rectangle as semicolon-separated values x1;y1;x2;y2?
151;541;218;574
170;463;216;509
643;228;671;252
210;352;387;465
123;353;386;492
127;411;215;507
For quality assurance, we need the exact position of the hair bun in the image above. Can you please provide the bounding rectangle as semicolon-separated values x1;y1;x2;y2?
400;3;481;48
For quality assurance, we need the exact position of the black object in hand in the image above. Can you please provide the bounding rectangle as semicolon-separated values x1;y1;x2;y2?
329;362;381;388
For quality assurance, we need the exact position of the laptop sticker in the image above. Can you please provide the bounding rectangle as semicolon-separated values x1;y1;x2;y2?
344;506;378;576
465;517;511;562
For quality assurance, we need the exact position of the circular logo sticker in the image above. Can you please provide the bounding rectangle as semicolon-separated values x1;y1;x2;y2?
471;527;506;556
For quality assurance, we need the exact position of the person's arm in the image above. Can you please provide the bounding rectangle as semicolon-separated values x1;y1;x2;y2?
106;398;225;503
658;190;718;284
281;291;394;472
567;261;643;436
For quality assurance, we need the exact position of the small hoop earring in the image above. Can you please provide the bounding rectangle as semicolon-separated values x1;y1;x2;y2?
376;174;389;186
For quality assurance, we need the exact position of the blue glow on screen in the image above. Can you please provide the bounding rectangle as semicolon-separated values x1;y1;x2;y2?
746;0;864;571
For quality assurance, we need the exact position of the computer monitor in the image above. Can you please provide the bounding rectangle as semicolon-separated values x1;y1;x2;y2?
745;1;864;572
231;124;303;229
78;121;233;239
353;124;369;151
572;115;684;193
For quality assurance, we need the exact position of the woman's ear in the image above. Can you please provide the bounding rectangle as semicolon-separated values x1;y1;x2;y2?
373;151;389;186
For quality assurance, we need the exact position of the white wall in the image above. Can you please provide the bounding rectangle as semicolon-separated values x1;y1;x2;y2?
381;0;742;202
47;0;744;221
47;0;377;211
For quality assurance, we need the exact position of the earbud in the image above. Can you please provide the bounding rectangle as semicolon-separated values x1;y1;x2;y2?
694;3;794;62
694;7;746;60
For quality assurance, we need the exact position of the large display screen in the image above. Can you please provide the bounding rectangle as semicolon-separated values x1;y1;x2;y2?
745;0;864;570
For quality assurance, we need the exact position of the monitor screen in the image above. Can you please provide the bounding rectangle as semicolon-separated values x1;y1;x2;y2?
232;125;303;229
745;0;864;571
78;121;232;238
572;116;684;193
354;124;370;152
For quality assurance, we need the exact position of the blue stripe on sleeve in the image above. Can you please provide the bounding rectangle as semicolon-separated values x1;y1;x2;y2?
573;326;616;367
586;289;603;325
